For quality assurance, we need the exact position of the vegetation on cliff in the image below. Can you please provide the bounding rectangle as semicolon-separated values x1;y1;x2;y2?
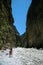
0;0;21;49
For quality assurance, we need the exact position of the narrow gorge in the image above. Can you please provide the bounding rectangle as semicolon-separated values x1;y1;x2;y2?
0;0;43;49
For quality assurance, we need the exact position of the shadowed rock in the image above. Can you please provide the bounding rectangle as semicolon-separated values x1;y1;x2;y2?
22;0;43;49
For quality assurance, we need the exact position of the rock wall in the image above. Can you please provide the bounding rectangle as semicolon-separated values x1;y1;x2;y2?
0;0;43;49
0;0;21;49
26;0;43;48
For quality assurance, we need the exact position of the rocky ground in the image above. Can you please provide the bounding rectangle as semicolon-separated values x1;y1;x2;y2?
0;47;43;65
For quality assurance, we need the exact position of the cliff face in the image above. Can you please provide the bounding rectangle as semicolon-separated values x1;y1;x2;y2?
0;0;21;49
1;0;43;49
26;0;43;48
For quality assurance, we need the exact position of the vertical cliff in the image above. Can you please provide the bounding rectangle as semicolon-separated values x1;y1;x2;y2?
1;0;43;49
26;0;43;48
0;0;21;49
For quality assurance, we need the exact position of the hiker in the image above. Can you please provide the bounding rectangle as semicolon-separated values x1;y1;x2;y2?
9;48;13;57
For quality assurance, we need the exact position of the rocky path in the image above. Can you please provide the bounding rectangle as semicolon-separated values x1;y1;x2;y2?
0;47;43;65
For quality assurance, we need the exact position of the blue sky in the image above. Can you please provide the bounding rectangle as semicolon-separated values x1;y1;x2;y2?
12;0;32;35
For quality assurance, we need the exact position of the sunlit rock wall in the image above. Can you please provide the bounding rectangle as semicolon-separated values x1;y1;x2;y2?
0;0;21;49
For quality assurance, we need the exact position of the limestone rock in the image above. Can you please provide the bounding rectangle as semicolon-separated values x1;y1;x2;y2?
26;0;43;48
22;0;43;48
0;0;21;49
